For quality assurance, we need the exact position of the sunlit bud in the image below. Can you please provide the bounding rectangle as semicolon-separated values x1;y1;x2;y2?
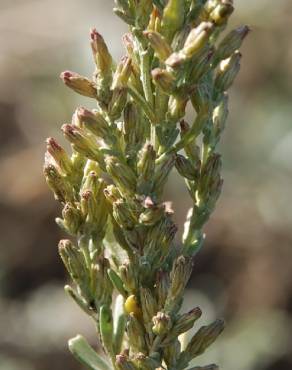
210;1;234;25
184;319;225;358
113;199;138;230
127;313;147;353
99;305;114;357
104;184;122;205
105;156;137;194
182;22;214;59
175;154;199;181
60;71;97;98
190;47;214;83
139;203;165;226
108;87;128;121
161;0;185;41
122;33;135;57
46;138;72;175
212;93;229;141
213;25;250;66
144;31;172;62
43;163;74;203
112;56;132;90
140;288;158;324
116;354;136;370
58;239;85;285
214;51;241;92
62;124;104;166
90;28;112;74
151;68;176;95
61;203;83;235
191;83;213;113
170;307;202;338
168;96;187;122
152;312;172;336
137;144;156;182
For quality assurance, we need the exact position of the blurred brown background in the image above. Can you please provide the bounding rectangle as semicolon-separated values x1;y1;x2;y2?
0;1;292;369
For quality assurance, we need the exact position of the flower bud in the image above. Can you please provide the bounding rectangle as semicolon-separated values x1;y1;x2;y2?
152;312;172;336
175;154;199;181
161;0;185;41
43;163;74;203
214;51;241;92
182;22;214;58
213;25;250;66
46;138;72;175
156;270;170;308
136;0;153;28
77;107;111;140
61;203;83;235
151;68;176;95
113;199;138;230
139;203;165;226
190;47;214;83
60;71;97;98
209;1;234;25
112;56;132;90
167;96;187;123
144;31;172;62
137;144;156;194
152;153;175;194
140;288;158;324
105;156;137;194
99;305;114;357
127;313;147;352
104;185;122;205
168;307;202;340
108;87;128;121
120;265;137;294
184;319;225;358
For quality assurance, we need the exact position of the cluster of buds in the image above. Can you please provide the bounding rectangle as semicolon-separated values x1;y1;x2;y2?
44;1;249;369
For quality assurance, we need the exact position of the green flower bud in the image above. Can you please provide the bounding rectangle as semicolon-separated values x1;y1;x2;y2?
140;288;158;325
167;96;187;123
214;51;241;92
152;312;172;336
60;71;97;98
104;185;122;205
152;153;175;195
105;156;137;194
144;31;172;62
119;263;137;293
43;162;74;203
136;0;153;28
77;107;111;141
209;1;234;25
213;25;250;66
61;202;83;235
156;270;170;309
182;22;214;59
46;137;72;175
212;93;229;143
179;121;201;163
108;87;128;120
189;47;214;83
61;124;105;167
175;154;199;181
161;0;185;42
137;144;156;192
113;199;138;230
151;68;176;95
112;56;132;90
167;307;202;341
139;203;165;226
107;268;127;297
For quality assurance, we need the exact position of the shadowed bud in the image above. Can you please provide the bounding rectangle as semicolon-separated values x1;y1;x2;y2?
184;319;225;358
156;270;170;308
104;184;122;205
139;203;165;226
127;313;147;353
137;144;156;183
175;154;199;181
120;265;137;294
105;156;137;194
60;71;97;98
168;307;202;339
151;68;176;95
210;1;234;25
152;153;175;193
213;25;250;66
212;93;229;142
144;31;172;61
46;138;72;175
152;312;172;336
140;288;158;324
168;96;187;122
113;199;138;230
190;47;214;83
77;107;110;140
214;51;242;92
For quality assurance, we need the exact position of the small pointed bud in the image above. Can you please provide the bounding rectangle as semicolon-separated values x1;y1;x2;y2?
46;138;72;175
190;47;214;83
58;239;85;285
185;319;225;358
179;121;201;163
108;87;128;120
152;312;172;336
113;199;138;230
214;51;242;92
104;184;122;205
152;153;175;193
105;156;137;194
168;307;202;339
139;203;165;226
175;154;199;181
62;203;83;235
60;71;97;98
90;28;112;75
156;270;170;308
43;162;74;203
182;22;214;58
151;68;176;95
168;96;187;122
191;83;213;113
213;25;250;66
136;0;153;28
212;93;229;142
120;265;137;294
144;31;172;62
127;313;147;353
137;144;156;194
161;0;185;41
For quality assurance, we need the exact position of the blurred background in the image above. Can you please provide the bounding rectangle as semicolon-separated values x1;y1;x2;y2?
0;0;292;369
